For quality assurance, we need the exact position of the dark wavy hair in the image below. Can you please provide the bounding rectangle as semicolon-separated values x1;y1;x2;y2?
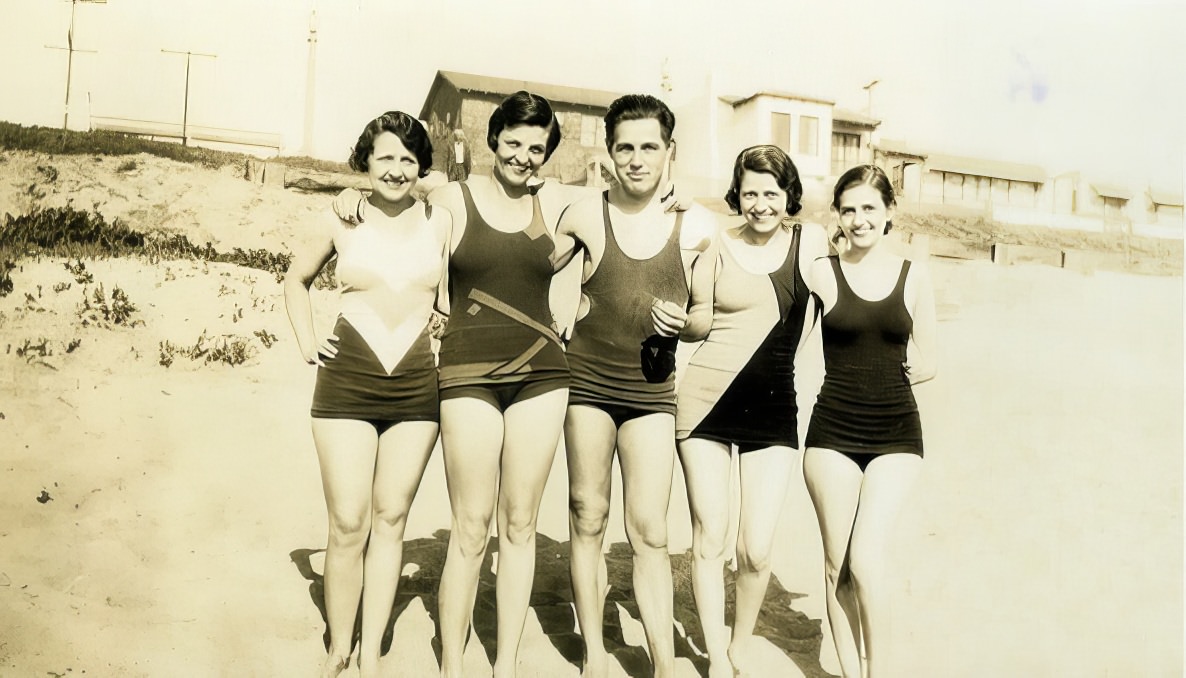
348;111;433;177
724;145;803;216
832;164;896;234
604;94;675;148
486;91;562;161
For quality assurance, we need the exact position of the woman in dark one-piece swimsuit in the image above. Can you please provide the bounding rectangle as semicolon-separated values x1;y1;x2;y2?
803;164;938;678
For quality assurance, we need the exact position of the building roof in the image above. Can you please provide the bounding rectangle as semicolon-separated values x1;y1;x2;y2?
420;71;621;119
1148;187;1184;207
832;108;880;128
926;153;1046;184
719;89;835;108
1091;183;1133;201
873;138;928;159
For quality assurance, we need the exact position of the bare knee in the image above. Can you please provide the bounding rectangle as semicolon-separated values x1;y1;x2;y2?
327;511;371;550
822;556;847;590
692;521;729;562
735;540;772;574
500;506;539;547
625;515;668;552
371;504;409;533
569;494;610;540
450;514;492;559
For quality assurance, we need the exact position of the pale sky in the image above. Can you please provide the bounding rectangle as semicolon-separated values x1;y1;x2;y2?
2;0;1183;191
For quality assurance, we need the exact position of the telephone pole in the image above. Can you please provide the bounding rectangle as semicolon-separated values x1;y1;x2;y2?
303;9;318;155
161;49;218;146
44;0;105;129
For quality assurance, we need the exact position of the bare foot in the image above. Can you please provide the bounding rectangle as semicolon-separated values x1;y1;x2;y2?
581;648;609;678
320;653;349;678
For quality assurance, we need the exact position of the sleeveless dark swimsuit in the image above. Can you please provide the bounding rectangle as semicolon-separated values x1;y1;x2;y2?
677;224;809;451
567;193;688;419
437;182;568;407
805;256;923;468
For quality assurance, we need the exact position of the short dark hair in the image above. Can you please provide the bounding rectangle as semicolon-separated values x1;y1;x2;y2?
832;164;896;234
604;94;675;149
348;111;433;177
724;145;803;216
486;91;562;161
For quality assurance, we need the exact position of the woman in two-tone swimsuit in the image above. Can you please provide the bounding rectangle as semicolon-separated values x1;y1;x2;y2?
284;111;450;678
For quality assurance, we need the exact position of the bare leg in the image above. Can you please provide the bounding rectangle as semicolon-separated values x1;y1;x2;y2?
677;437;734;678
565;405;618;678
492;388;568;678
438;398;504;678
618;413;677;678
803;447;864;678
847;454;921;678
357;421;439;678
312;418;380;677
729;445;797;673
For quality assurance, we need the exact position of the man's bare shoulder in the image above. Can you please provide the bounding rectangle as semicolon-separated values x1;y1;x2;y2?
557;191;605;234
679;204;722;252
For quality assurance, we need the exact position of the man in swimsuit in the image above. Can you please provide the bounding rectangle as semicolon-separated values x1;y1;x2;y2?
552;94;716;678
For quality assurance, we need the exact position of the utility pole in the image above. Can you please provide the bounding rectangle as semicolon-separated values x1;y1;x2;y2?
863;79;880;117
303;9;318;155
45;0;105;130
161;49;217;146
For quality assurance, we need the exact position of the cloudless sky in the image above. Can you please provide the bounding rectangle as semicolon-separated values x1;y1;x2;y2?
1;0;1182;191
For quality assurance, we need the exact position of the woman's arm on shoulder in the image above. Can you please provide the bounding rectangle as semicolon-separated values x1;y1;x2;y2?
905;259;938;385
331;187;368;224
798;222;830;280
543;180;600;209
427;182;467;253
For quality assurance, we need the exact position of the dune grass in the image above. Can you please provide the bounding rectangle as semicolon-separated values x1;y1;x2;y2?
0;121;244;169
0;205;295;282
0;121;352;173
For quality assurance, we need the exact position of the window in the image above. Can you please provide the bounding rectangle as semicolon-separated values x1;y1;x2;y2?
799;115;819;156
831;132;860;174
771;113;791;151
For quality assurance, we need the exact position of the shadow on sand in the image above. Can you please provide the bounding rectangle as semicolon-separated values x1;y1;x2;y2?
291;531;832;677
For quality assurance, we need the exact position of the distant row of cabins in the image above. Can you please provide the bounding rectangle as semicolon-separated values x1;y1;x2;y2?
417;71;1183;239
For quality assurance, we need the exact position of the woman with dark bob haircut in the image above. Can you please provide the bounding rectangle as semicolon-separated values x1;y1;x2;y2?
285;110;450;678
802;164;937;677
331;90;687;678
675;144;827;676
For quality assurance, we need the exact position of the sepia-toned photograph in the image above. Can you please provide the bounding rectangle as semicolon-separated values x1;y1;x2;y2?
0;1;1181;676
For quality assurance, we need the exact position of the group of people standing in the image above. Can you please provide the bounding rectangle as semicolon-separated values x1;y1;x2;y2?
284;89;936;678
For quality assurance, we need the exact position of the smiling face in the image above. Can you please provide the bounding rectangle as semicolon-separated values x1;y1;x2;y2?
609;118;671;198
366;131;420;206
738;170;788;235
836;183;894;249
492;124;551;188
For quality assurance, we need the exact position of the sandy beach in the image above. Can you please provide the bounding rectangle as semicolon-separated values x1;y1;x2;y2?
0;151;1181;676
